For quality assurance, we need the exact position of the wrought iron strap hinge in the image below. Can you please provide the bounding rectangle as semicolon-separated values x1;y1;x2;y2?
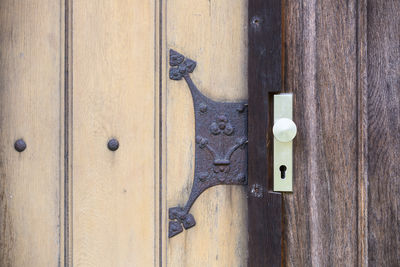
168;49;248;238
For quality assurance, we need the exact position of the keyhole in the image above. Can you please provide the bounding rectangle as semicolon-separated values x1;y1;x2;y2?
279;165;287;179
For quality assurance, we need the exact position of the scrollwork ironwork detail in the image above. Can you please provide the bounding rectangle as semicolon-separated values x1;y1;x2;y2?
168;50;248;238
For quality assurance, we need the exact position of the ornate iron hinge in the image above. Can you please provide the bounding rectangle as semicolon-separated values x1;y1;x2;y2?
168;49;248;238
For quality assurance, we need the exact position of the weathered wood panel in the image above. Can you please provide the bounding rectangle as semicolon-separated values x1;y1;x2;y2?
163;0;248;266
283;0;400;266
367;1;400;266
0;0;62;266
71;1;157;266
283;0;360;266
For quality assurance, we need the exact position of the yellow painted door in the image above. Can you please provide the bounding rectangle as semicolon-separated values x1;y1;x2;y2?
0;1;249;266
0;0;159;266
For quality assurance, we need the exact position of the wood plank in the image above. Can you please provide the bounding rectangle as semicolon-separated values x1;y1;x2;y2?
356;0;368;265
367;1;400;265
163;1;248;266
283;0;360;265
71;1;157;266
247;0;282;266
0;0;62;266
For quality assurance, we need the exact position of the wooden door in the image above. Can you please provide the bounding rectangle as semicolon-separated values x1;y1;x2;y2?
284;1;399;266
0;1;398;267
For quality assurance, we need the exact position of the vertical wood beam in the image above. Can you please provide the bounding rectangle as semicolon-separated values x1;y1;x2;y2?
164;1;249;266
248;0;282;266
71;1;157;266
367;1;400;265
283;0;359;265
0;1;62;265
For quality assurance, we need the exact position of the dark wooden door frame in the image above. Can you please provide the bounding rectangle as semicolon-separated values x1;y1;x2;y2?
248;0;282;266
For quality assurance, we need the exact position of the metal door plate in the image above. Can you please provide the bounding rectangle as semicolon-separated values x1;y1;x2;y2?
273;94;294;192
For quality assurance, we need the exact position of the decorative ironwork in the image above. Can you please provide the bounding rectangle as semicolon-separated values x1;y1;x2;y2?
168;50;248;238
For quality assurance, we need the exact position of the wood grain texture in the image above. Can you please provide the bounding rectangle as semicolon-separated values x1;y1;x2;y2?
0;0;62;266
283;0;400;266
163;0;248;266
356;0;368;265
283;0;360;266
247;0;282;266
367;0;400;266
71;1;157;266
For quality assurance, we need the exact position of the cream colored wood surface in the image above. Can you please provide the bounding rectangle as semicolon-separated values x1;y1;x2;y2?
0;0;62;266
71;1;158;266
0;1;249;266
163;0;249;266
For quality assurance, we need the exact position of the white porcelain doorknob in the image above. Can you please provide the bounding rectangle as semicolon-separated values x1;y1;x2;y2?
273;118;297;143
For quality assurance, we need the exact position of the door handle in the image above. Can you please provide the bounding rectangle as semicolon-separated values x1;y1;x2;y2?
273;94;296;192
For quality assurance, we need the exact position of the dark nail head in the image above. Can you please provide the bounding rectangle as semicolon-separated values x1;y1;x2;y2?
251;16;262;27
14;139;26;152
107;138;119;151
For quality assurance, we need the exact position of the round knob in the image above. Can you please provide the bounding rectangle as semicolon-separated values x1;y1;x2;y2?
273;118;297;142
